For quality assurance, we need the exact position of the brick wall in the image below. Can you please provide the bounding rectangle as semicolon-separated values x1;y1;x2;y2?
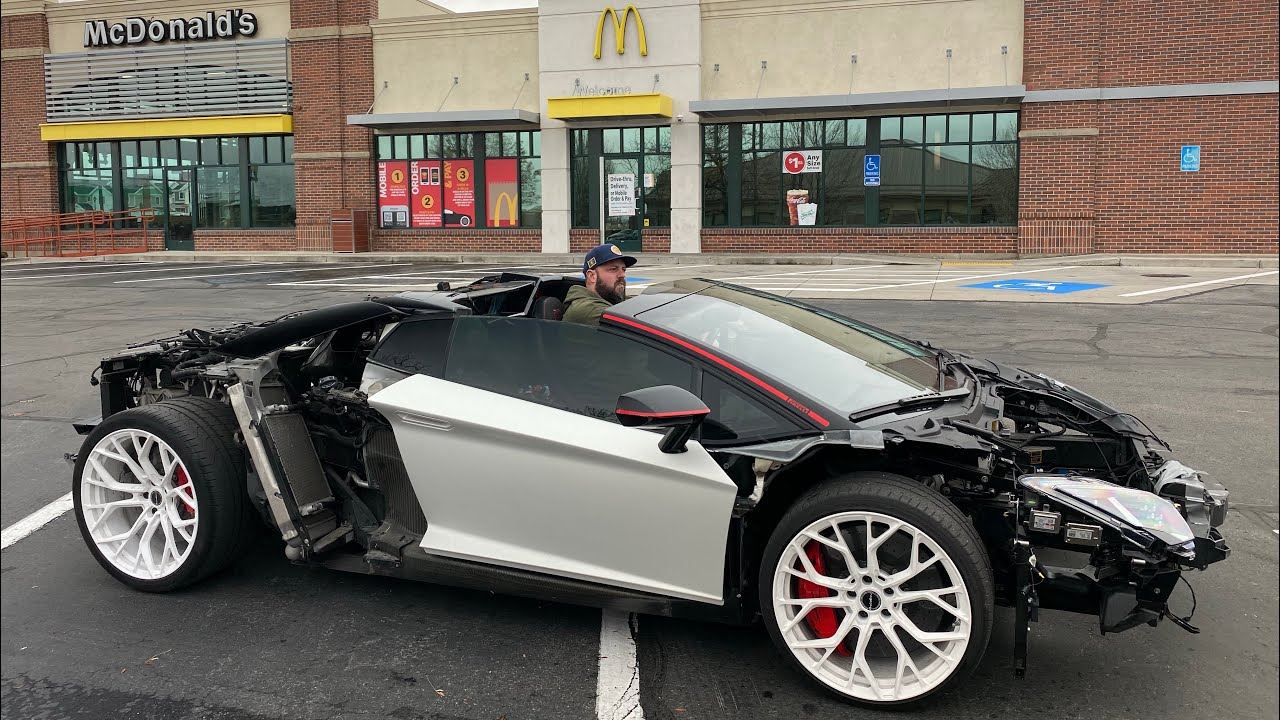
1094;95;1279;254
194;230;297;251
372;229;542;253
1021;0;1279;255
289;0;376;252
1;12;57;221
1025;0;1278;90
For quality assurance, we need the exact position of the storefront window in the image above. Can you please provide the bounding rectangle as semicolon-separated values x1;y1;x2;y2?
702;111;1018;227
60;135;294;230
196;167;241;229
374;130;541;229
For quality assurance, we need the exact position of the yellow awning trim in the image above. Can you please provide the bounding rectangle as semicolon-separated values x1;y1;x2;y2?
40;114;293;141
546;93;672;120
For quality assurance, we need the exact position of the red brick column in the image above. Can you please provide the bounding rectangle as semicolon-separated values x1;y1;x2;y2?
289;0;377;252
1;12;57;223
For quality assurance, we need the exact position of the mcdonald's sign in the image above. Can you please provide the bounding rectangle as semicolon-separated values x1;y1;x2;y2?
594;5;646;59
491;192;518;227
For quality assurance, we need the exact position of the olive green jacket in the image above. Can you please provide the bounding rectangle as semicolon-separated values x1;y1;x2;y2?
562;285;614;326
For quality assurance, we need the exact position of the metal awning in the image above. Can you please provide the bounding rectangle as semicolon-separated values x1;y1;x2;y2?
345;109;540;132
689;85;1026;118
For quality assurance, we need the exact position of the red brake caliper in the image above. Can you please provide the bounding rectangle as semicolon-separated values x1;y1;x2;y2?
175;467;196;520
797;541;852;656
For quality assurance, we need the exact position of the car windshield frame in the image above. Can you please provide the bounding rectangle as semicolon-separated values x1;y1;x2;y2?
630;280;943;418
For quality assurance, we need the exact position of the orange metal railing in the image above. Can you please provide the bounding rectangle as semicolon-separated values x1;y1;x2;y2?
1;208;159;258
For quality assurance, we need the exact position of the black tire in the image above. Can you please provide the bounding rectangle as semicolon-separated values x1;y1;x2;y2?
73;397;250;592
757;471;993;708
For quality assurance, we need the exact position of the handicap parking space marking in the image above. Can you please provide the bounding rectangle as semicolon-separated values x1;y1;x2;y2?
1119;270;1279;297
962;278;1111;294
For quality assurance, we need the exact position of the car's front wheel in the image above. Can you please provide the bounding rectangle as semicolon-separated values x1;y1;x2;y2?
73;397;251;592
758;472;993;707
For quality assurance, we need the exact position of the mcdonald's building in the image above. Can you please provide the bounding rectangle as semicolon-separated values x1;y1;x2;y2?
3;0;1276;255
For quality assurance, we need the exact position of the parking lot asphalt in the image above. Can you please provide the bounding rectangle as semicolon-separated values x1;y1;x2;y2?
2;259;1277;720
2;257;1276;303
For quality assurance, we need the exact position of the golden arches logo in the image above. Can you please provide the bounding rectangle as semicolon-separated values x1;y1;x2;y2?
491;192;518;226
594;5;646;59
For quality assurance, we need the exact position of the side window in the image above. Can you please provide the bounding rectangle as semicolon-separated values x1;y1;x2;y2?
444;316;694;422
700;372;808;445
367;318;454;377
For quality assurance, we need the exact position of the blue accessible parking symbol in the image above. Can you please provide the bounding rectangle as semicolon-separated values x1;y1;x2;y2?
962;279;1111;294
1180;145;1201;172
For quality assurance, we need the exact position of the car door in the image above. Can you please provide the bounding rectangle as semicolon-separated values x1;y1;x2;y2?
366;317;739;604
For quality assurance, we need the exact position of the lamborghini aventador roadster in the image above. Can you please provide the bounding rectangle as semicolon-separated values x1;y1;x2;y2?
68;272;1230;707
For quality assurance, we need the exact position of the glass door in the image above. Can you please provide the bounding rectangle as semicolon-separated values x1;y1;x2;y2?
603;155;641;251
164;168;194;250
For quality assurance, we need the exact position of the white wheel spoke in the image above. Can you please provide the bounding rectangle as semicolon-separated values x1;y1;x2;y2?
97;510;151;544
849;625;885;699
882;625;922;699
85;457;143;494
781;597;847;633
893;610;968;644
895;587;963;616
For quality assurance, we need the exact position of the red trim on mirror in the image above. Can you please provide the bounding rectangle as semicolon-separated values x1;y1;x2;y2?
615;408;710;418
604;314;831;428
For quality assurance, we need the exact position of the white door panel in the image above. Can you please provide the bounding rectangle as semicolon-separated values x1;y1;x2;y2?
369;374;738;604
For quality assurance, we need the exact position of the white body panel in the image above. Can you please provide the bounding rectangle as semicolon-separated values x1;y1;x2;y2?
368;374;738;604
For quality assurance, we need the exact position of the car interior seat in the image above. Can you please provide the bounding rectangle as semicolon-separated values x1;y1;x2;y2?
531;295;565;321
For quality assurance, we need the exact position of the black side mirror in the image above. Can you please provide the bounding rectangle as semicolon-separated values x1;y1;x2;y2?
615;385;709;454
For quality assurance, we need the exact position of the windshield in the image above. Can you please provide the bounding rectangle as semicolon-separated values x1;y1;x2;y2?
635;282;941;416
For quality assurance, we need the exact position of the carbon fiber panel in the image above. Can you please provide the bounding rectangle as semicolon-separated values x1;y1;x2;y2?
365;427;427;534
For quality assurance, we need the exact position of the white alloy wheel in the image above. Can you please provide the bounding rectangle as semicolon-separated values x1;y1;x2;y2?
80;428;200;580
771;510;973;704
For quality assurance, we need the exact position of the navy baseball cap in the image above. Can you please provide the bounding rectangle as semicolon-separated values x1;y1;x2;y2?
583;244;637;273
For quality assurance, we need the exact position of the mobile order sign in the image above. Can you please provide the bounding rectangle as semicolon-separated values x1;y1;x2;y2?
962;279;1110;294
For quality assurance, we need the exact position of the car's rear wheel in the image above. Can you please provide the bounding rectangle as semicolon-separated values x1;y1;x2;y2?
758;472;993;707
73;397;250;592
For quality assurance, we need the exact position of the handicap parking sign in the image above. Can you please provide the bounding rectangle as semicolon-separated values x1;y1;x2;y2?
863;154;880;187
1180;145;1200;172
962;279;1110;294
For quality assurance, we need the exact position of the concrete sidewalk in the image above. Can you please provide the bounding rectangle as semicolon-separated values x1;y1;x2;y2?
2;250;1277;269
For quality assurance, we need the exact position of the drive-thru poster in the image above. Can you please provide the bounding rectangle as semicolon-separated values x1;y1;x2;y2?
377;161;409;228
442;160;475;227
485;158;519;227
410;160;442;228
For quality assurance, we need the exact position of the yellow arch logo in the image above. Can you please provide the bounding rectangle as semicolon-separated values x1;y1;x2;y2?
594;5;646;59
491;192;518;226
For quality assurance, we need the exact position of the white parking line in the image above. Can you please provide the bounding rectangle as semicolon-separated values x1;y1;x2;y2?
2;493;74;550
1119;270;1280;297
114;263;411;284
2;261;161;273
3;263;273;281
596;610;644;720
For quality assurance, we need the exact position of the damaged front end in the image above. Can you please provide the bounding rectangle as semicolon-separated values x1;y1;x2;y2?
976;366;1232;677
867;355;1232;679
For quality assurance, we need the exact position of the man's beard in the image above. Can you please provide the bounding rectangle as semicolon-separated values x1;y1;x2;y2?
598;279;626;304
